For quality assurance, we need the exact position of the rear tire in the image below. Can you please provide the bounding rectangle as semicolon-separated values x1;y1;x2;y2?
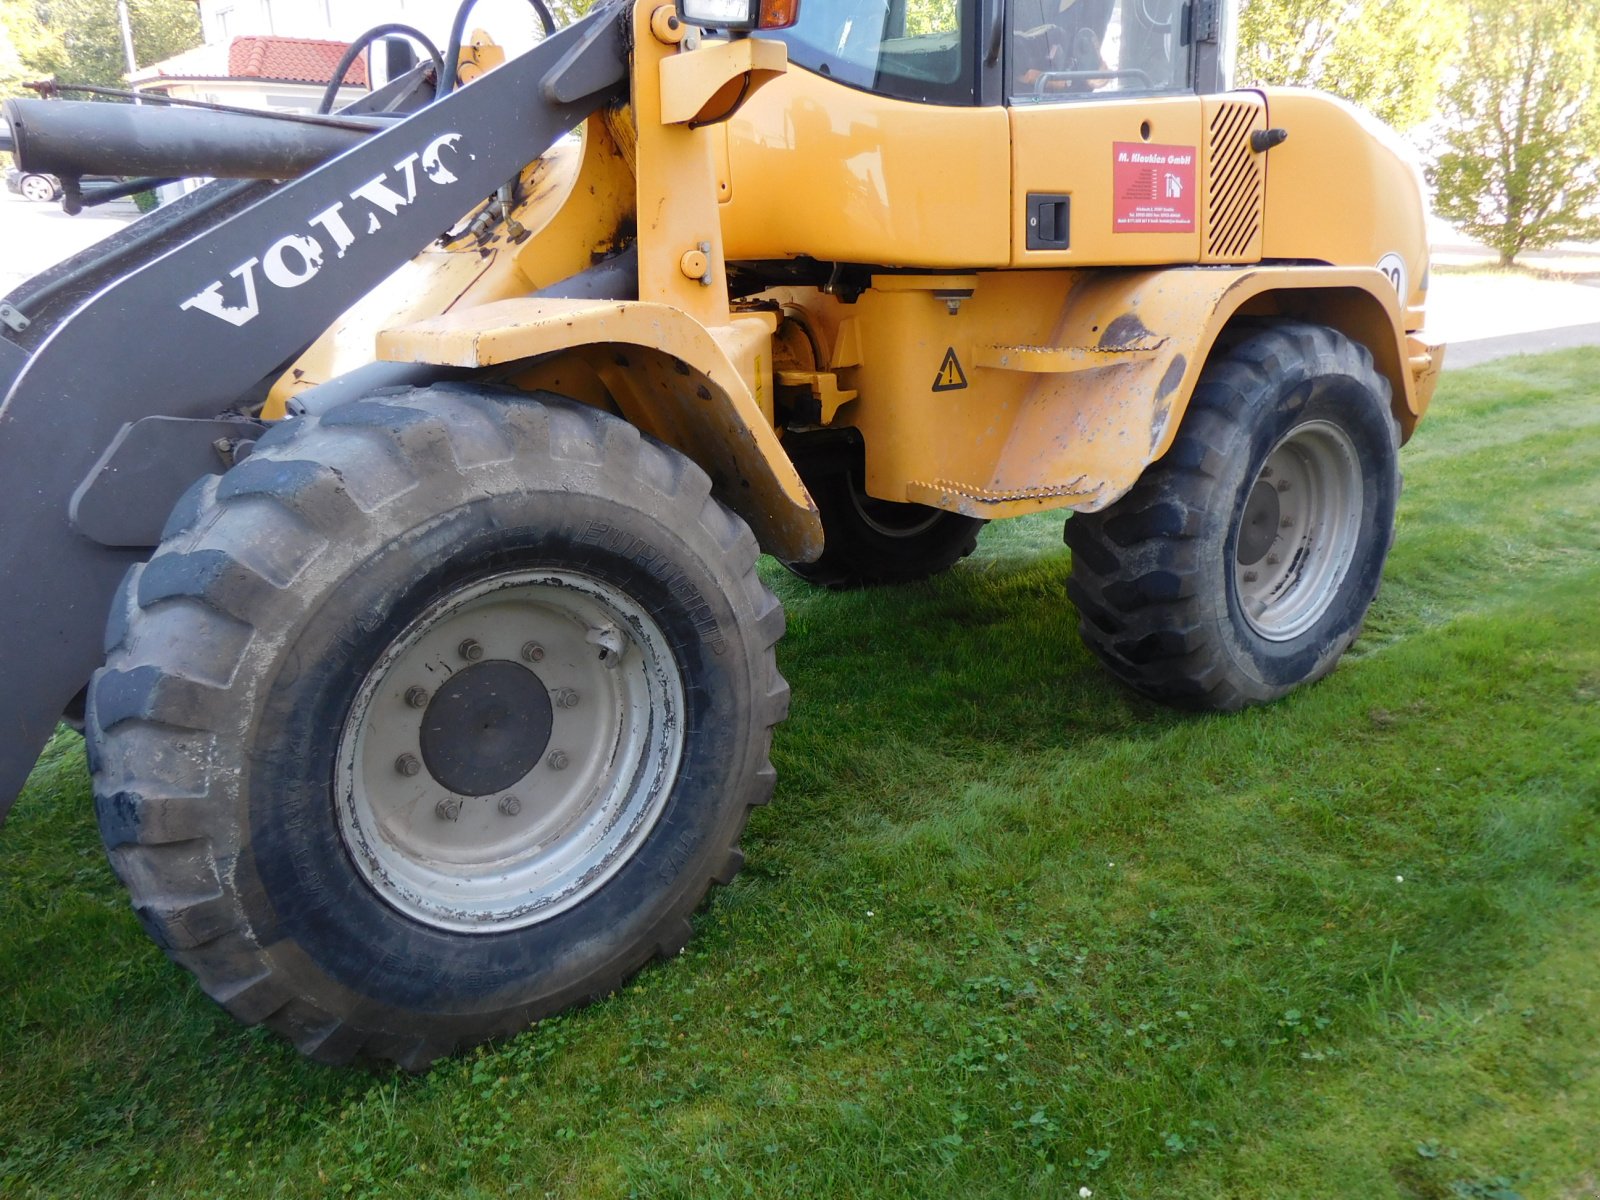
88;386;788;1068
1064;321;1400;711
784;432;985;589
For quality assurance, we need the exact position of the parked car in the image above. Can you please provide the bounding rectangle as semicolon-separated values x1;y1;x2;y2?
4;166;62;202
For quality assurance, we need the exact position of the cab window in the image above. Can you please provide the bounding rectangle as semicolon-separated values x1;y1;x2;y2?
1009;0;1193;102
760;0;979;105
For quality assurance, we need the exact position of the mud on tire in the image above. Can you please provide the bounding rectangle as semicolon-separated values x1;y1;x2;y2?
87;385;788;1069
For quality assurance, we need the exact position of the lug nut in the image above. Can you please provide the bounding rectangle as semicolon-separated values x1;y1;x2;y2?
1266;553;1281;566
1281;517;1295;529
435;797;462;821
547;750;570;770
499;795;522;816
459;638;484;662
404;686;430;709
554;688;580;709
1243;570;1260;583
395;753;422;777
1276;480;1292;494
1260;466;1274;479
521;641;545;663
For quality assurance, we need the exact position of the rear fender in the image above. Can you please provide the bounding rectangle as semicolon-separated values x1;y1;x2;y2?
911;266;1420;520
377;297;824;563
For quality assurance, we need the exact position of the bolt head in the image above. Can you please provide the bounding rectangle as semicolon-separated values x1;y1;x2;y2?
498;795;522;817
547;749;570;771
1260;466;1274;480
1281;517;1295;529
1243;570;1260;584
459;638;484;662
555;688;580;709
1276;480;1292;494
404;686;430;709
435;797;462;822
1266;554;1281;566
521;641;545;663
396;753;422;777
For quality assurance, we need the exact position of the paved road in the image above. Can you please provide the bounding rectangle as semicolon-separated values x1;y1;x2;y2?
1448;323;1600;369
4;189;1599;368
0;189;137;295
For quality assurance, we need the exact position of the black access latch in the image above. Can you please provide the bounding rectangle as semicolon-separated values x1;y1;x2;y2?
1026;193;1071;251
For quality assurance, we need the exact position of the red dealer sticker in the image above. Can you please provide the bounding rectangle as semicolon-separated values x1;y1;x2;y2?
1112;142;1197;233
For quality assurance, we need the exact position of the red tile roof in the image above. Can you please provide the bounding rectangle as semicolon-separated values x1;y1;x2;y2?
225;37;368;86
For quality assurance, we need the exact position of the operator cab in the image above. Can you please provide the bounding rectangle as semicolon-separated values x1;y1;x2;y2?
757;0;1233;105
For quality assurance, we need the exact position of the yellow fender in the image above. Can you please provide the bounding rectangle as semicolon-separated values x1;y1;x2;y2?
903;265;1439;519
377;297;824;563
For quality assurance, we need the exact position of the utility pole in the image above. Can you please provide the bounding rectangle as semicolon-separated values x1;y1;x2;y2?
116;0;142;104
116;2;139;74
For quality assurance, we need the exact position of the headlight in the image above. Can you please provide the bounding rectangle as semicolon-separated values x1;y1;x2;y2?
676;0;799;33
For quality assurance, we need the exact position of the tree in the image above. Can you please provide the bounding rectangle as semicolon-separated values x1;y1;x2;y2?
1428;0;1600;266
0;0;200;99
0;2;64;99
1237;0;1463;131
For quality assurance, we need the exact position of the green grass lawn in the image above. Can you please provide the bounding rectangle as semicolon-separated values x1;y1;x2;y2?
3;350;1598;1199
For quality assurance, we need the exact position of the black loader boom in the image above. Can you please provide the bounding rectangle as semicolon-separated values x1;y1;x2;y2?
0;6;627;823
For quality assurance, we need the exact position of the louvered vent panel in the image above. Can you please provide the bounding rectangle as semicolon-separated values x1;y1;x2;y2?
1202;99;1266;263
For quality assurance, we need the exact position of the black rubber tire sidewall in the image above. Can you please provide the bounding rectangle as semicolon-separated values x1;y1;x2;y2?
1178;347;1399;700
1065;322;1401;711
786;441;984;588
239;488;760;1029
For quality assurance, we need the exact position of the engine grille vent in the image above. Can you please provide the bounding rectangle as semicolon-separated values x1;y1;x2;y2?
1204;100;1266;263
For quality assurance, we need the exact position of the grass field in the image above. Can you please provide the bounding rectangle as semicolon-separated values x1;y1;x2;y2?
2;351;1598;1199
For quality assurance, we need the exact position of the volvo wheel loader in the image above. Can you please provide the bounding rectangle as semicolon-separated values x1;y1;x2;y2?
0;0;1444;1067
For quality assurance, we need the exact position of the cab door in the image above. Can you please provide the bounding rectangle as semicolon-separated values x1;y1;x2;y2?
1008;0;1205;265
723;0;1012;268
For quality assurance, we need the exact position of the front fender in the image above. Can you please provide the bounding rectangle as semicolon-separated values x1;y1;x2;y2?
376;297;823;563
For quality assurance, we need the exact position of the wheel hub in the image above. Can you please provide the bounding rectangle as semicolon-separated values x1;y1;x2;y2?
1233;420;1363;642
419;660;553;797
335;569;685;934
1236;479;1282;567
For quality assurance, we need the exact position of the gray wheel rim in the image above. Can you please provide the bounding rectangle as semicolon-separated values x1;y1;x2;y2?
21;175;53;202
846;476;943;538
335;569;685;933
1234;419;1363;642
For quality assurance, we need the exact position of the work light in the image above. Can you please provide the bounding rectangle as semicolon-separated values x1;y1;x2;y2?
676;0;799;32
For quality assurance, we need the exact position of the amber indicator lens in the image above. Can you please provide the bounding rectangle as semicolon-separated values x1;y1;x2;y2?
757;0;800;29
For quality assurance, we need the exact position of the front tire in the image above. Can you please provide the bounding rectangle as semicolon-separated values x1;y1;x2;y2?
1064;321;1400;711
88;386;788;1068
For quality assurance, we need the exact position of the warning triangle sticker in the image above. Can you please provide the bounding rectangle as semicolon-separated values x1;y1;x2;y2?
932;347;968;393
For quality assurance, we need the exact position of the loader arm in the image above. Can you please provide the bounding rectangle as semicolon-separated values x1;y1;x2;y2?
0;5;629;822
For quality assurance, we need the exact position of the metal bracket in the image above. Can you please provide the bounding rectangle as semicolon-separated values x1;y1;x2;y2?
0;303;30;333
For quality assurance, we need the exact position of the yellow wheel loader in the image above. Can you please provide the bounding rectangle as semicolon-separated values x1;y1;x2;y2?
0;0;1443;1067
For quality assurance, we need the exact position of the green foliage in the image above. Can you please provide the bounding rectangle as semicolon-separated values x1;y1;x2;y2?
545;0;603;30
1237;0;1463;130
0;0;62;99
2;348;1600;1196
0;0;200;98
1428;0;1600;266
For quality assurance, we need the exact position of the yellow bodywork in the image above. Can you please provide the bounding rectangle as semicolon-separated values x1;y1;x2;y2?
777;265;1420;519
268;0;1443;560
